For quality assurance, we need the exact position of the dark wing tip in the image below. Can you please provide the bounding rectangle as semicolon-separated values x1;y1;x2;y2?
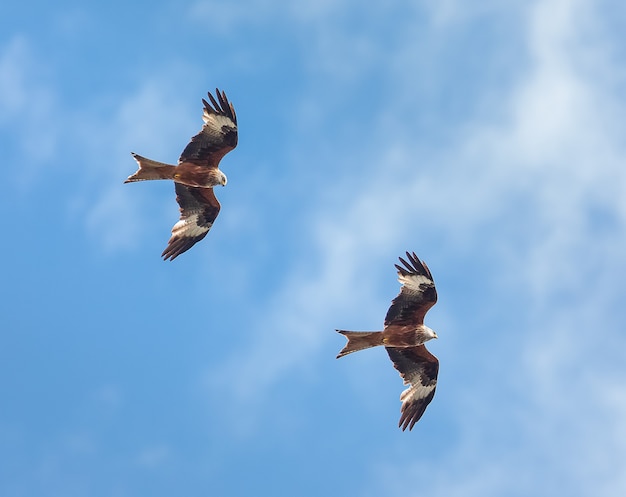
396;251;433;280
394;262;407;276
203;88;237;125
161;233;208;261
161;238;192;261
399;414;412;431
399;407;421;431
161;229;211;261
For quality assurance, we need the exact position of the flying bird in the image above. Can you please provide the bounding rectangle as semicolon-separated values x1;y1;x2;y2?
125;88;238;260
336;252;439;431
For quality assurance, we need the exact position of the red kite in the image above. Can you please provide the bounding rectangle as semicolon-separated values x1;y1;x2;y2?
336;252;439;430
125;89;238;260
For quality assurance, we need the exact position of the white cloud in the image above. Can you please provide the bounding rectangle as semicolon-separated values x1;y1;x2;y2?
84;186;145;253
2;1;625;495
1;29;205;254
0;36;30;118
77;82;194;254
0;36;58;175
356;0;626;495
204;1;626;495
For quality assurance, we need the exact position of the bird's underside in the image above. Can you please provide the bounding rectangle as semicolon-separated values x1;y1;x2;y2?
336;252;440;430
124;88;238;260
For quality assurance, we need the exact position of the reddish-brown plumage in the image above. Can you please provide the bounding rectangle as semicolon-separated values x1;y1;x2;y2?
335;324;435;358
172;162;226;188
124;88;238;260
336;252;440;430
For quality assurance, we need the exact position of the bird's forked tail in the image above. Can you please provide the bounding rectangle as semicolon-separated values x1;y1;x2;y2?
336;330;385;359
124;153;176;183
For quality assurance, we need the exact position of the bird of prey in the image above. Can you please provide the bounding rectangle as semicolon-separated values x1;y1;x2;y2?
336;252;439;431
125;88;238;260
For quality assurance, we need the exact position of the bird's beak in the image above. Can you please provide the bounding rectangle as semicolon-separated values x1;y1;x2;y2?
434;332;439;339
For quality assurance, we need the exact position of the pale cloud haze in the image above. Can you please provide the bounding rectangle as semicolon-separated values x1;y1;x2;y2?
1;1;625;496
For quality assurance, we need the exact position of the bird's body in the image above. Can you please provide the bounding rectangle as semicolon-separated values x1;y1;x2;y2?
125;88;238;260
126;155;227;188
336;324;436;358
336;252;439;431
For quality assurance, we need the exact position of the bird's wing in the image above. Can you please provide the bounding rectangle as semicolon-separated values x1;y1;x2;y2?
178;88;238;168
384;252;437;327
386;345;439;431
162;183;221;261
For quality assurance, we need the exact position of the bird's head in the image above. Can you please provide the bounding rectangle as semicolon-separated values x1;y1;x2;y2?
218;171;227;186
419;325;438;343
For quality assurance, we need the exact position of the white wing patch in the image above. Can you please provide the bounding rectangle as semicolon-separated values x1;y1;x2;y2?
398;272;433;293
171;214;209;238
399;381;435;403
202;111;236;129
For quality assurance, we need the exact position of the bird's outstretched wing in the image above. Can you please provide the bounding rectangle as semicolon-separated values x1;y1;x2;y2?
384;252;437;327
386;345;439;431
162;183;221;261
178;88;238;168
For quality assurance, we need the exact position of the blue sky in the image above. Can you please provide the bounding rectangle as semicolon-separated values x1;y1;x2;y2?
2;0;626;495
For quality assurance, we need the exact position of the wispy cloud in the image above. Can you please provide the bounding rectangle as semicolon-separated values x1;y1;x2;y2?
3;0;626;496
0;36;59;183
204;6;626;497
357;0;626;495
75;82;196;254
0;34;201;253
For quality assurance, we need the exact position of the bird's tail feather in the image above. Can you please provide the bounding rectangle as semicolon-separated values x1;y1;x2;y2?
124;153;176;183
336;330;385;358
